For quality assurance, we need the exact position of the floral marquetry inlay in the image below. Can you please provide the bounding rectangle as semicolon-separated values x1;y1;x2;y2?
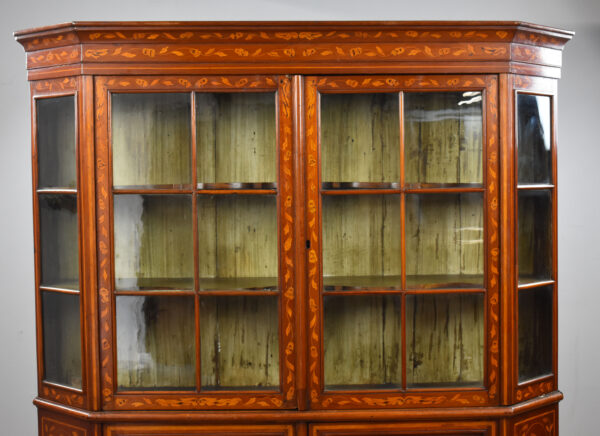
514;409;556;436
41;416;86;436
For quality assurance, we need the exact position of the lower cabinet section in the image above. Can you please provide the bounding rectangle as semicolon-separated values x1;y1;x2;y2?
37;401;559;436
309;422;496;436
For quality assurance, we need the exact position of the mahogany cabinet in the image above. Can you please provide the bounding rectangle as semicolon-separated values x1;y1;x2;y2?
15;21;572;436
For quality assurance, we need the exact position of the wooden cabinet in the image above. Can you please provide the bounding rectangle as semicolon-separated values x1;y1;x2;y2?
16;21;571;435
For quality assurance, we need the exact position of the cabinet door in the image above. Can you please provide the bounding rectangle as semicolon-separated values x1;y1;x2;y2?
305;75;500;409
96;75;296;410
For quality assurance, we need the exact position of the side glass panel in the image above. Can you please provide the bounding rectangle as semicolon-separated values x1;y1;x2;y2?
36;96;76;189
196;92;276;185
198;195;277;291
321;93;399;185
405;193;484;289
42;292;82;388
200;296;279;390
518;286;553;381
518;190;553;285
116;295;196;390
322;195;401;290
406;293;484;388
404;92;483;187
39;194;79;290
112;93;191;188
113;195;194;291
517;94;552;185
324;295;402;389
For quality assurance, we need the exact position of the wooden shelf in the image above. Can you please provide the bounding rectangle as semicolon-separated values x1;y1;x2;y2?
115;277;194;292
406;274;484;290
199;277;278;291
324;275;402;291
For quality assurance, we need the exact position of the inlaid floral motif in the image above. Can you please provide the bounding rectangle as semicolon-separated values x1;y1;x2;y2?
514;409;556;435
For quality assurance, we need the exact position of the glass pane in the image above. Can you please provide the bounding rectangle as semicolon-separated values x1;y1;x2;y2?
116;295;195;390
517;94;552;184
404;92;483;186
518;190;553;285
198;195;277;291
321;93;399;184
112;93;191;188
42;292;82;388
37;96;76;189
39;194;78;290
323;195;401;290
114;195;193;291
519;286;553;382
406;293;484;388
405;193;483;288
196;92;276;184
324;295;401;389
200;296;279;390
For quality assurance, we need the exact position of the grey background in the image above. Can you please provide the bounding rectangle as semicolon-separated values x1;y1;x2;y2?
1;0;598;434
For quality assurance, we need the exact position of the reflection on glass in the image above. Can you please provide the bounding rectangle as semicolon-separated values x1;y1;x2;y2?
39;195;79;289
404;92;483;186
324;295;401;389
321;93;399;184
518;94;552;184
518;190;553;285
37;96;77;189
116;296;195;390
405;193;483;288
196;92;276;184
42;292;82;388
519;286;553;382
200;296;279;390
112;93;191;188
198;195;277;291
322;195;401;290
114;195;193;291
406;293;484;388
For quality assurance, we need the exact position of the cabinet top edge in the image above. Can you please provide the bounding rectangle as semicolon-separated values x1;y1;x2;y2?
15;20;574;51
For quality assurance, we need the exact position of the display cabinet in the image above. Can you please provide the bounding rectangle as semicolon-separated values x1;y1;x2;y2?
15;21;572;435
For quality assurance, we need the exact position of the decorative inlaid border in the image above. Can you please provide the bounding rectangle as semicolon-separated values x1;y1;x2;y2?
516;378;554;402
513;407;556;435
77;42;510;64
40;385;85;408
305;74;500;410
486;76;500;400
278;76;297;404
28;46;81;69
80;28;513;44
96;74;295;410
32;77;77;93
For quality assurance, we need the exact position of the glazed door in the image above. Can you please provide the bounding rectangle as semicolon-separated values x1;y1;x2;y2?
95;75;297;410
305;75;500;409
